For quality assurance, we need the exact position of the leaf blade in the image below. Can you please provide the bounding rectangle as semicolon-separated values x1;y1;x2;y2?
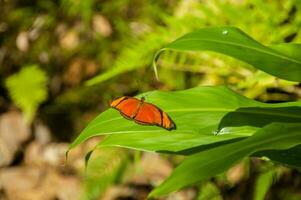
149;123;301;197
69;86;301;154
156;26;301;81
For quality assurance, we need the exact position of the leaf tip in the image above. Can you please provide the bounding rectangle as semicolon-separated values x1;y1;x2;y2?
85;149;95;170
64;149;70;167
152;48;167;81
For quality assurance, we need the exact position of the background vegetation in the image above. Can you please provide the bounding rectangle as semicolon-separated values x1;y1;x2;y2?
1;0;301;200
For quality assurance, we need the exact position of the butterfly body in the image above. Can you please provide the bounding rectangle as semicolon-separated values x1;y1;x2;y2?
110;96;175;130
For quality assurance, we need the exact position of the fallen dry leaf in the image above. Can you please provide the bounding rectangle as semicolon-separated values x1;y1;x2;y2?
0;166;81;200
93;14;112;37
226;160;246;185
63;58;99;86
0;111;30;166
131;153;172;186
16;32;29;52
59;30;79;49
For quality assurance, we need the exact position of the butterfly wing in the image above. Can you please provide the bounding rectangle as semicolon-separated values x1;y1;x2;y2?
111;97;175;130
134;102;175;130
161;111;175;130
110;97;140;118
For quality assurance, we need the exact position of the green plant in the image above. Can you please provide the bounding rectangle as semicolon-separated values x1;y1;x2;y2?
197;182;222;200
86;0;301;87
5;65;48;122
253;164;282;200
81;147;128;200
69;26;301;198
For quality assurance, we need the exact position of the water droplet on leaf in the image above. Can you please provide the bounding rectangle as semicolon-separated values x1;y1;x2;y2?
218;127;231;134
222;30;228;35
213;130;219;135
213;127;230;135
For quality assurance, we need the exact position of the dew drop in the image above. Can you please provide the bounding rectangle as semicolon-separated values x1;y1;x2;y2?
218;127;230;135
213;127;231;136
222;30;228;35
212;130;219;136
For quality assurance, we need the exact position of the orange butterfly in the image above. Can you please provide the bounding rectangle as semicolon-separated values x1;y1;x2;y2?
110;96;176;130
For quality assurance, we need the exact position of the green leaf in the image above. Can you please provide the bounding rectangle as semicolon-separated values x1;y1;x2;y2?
69;86;301;154
255;144;301;169
253;167;279;200
81;148;128;200
196;182;222;200
149;123;301;198
100;126;256;154
154;26;301;82
218;107;301;129
5;65;48;123
85;1;301;85
269;43;301;61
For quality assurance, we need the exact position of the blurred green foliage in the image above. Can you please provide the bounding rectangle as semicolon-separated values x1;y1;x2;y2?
82;148;128;200
5;65;48;122
197;182;222;200
1;0;300;126
253;164;280;200
88;0;301;93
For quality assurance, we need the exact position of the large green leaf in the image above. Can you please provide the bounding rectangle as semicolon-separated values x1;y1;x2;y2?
68;86;301;154
154;27;301;82
149;123;301;198
269;43;301;61
255;144;301;169
99;126;255;154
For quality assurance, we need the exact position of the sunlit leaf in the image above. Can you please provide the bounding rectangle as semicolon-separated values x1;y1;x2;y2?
149;123;301;197
69;86;301;154
154;27;301;82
